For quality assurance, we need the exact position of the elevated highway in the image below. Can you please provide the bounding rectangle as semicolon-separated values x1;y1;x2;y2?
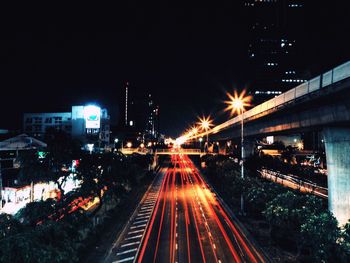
189;60;350;225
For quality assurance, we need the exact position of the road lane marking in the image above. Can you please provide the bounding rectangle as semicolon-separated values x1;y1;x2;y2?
135;215;150;220
141;205;153;209
133;219;148;225
121;241;140;248
128;229;144;235
130;224;146;229
137;212;151;217
116;248;137;256
139;208;152;213
125;234;142;240
113;256;134;263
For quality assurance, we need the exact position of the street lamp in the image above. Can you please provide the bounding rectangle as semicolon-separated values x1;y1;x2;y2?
199;137;203;151
114;138;119;151
225;90;251;214
198;116;213;152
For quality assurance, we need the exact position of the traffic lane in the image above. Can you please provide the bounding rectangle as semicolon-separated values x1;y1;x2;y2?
177;155;240;263
141;164;211;263
184;156;263;263
178;170;212;263
140;169;172;263
183;167;243;263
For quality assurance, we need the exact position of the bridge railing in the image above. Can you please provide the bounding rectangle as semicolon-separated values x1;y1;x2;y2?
244;60;350;120
155;148;202;154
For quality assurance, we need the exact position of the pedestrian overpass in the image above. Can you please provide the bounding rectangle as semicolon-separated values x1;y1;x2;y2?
155;148;203;155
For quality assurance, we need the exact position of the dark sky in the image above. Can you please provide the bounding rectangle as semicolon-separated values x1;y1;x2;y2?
1;1;349;137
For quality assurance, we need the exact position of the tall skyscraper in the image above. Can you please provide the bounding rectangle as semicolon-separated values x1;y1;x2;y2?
145;94;160;140
245;0;306;103
122;83;160;143
125;81;129;127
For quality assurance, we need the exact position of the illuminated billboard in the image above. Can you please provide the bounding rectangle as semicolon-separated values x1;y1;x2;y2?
84;105;101;129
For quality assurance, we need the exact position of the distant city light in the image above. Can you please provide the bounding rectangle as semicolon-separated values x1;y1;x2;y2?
87;143;94;154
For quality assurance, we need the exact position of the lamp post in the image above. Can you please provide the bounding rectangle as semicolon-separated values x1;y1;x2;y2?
0;161;2;211
199;116;212;153
114;138;119;151
225;90;251;215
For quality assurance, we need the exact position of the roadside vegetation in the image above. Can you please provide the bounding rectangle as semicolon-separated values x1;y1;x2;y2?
201;154;350;262
0;130;154;263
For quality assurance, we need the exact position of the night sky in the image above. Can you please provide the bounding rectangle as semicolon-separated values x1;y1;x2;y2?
1;1;349;137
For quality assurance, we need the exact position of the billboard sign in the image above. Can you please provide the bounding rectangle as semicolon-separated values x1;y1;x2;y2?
84;105;101;129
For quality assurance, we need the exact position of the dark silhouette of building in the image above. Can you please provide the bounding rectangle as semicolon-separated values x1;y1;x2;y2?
121;82;160;145
145;94;160;141
245;0;307;103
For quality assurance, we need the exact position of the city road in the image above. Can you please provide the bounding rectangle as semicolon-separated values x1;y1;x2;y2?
135;154;267;263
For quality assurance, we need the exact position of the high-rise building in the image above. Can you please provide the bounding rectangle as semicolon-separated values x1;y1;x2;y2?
245;0;307;103
121;83;160;144
145;94;160;141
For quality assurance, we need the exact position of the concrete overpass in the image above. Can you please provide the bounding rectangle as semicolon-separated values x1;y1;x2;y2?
155;148;203;155
191;60;350;225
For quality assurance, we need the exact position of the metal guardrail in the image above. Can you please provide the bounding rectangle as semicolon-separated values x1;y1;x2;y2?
258;168;328;199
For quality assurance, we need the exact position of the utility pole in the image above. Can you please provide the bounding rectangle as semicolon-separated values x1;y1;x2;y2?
0;161;3;211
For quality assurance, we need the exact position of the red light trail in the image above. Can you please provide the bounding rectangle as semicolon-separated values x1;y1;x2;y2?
137;154;266;263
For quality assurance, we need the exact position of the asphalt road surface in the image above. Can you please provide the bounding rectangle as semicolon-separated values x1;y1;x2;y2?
135;154;267;263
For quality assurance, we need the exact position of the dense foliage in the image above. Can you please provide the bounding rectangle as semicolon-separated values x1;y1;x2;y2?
202;154;350;262
0;132;153;263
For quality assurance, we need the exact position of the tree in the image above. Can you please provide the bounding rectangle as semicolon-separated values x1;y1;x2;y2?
16;199;56;226
0;214;22;239
340;220;350;261
45;129;82;199
300;212;341;262
0;221;81;263
17;150;50;185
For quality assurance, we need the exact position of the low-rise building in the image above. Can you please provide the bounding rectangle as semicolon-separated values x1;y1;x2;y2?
23;105;110;147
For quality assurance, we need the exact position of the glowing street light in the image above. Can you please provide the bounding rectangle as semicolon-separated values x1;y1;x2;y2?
87;144;94;154
224;89;252;215
199;137;203;151
198;116;213;152
126;142;132;148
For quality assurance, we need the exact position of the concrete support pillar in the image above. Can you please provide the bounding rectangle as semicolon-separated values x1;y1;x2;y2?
244;139;256;158
323;127;350;226
151;154;158;170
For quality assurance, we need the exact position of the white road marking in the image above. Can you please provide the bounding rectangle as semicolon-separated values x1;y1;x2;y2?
113;256;134;263
116;248;137;256
128;229;144;235
133;219;148;225
121;241;140;248
135;215;150;220
130;224;146;229
125;234;142;240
